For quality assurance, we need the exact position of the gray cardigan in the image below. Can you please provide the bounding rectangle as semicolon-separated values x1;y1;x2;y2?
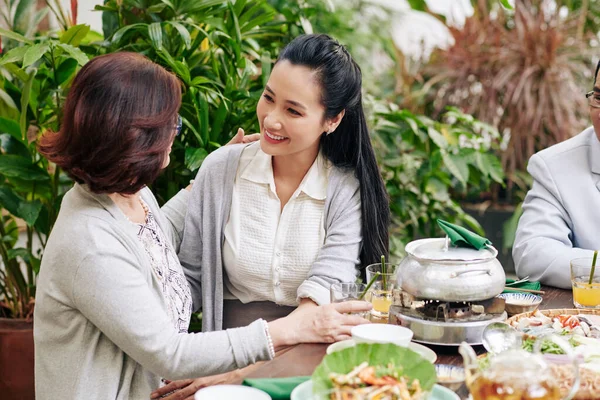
34;184;272;400
179;143;362;332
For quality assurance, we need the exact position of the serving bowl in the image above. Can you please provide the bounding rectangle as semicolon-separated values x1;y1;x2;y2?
497;293;542;316
434;364;465;392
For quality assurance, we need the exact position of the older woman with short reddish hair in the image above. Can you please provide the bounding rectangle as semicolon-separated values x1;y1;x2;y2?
33;52;297;400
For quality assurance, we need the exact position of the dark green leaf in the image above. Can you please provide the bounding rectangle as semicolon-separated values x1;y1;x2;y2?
167;21;191;49
0;134;30;158
55;58;79;85
7;248;31;261
17;199;42;226
60;24;91;46
210;102;228;142
111;23;146;45
198;92;209;144
0;155;50;181
0;117;23;140
0;186;21;216
184;147;208;171
22;42;50;67
56;43;89;65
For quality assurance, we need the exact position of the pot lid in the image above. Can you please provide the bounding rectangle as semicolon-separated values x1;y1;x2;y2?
406;238;498;262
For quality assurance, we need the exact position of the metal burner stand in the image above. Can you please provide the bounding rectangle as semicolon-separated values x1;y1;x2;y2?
389;305;507;346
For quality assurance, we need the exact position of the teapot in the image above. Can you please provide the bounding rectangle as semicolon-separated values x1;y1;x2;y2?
459;335;580;400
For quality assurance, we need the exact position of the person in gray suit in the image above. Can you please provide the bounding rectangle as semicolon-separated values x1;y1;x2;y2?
513;61;600;288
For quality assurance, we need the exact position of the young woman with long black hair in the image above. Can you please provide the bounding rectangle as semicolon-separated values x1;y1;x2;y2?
180;32;388;332
153;31;388;400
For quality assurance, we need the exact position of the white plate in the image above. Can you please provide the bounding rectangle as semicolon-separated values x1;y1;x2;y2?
194;385;271;400
291;380;459;400
326;339;437;363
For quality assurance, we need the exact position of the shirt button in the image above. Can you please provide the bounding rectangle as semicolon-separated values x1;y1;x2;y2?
275;251;281;257
274;281;280;286
275;267;280;272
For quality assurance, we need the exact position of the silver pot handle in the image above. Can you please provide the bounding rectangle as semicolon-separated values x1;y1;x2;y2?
450;269;492;278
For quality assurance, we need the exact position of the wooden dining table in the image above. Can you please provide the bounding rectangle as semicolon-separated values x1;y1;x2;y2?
225;286;574;390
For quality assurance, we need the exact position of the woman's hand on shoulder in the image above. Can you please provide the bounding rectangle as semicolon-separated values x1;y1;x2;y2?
268;299;372;346
226;128;260;146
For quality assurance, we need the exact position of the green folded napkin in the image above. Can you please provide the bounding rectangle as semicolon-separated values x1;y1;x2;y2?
437;219;492;250
243;376;310;400
503;278;542;293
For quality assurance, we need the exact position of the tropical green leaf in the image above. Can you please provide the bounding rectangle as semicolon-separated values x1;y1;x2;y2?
56;43;89;65
261;51;271;87
311;343;436;395
442;151;469;186
184;147;208;171
111;23;146;44
55;58;79;85
0;46;29;66
0;88;18;111
60;24;91;46
147;3;168;13
2;62;29;81
0;186;21;216
0;27;33;44
17;199;42;226
7;248;31;261
197;91;209;144
0;134;30;158
167;21;191;49
148;22;164;51
427;127;447;149
13;0;37;31
499;0;514;9
0;155;50;181
19;71;35;141
22;42;50;67
0;117;23;140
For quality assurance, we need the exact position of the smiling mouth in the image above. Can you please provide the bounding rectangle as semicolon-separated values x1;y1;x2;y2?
265;130;287;141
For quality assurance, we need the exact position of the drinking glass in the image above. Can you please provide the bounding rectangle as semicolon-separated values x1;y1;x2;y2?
329;282;370;318
570;258;600;309
365;263;400;318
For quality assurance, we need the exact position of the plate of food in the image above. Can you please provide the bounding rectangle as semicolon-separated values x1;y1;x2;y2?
290;342;458;400
506;308;600;338
501;308;600;399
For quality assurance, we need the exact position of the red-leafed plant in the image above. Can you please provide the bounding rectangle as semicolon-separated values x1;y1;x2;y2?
422;0;595;201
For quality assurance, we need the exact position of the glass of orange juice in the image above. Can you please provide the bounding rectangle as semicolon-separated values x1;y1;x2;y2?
570;258;600;309
365;263;400;319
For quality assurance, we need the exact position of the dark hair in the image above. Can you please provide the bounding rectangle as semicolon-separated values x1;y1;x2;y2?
595;60;600;85
38;52;181;194
277;34;390;267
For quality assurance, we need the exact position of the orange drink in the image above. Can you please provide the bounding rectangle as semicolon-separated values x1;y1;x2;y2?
570;258;600;309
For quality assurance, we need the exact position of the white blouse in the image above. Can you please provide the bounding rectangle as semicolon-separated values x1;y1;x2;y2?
222;142;329;306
